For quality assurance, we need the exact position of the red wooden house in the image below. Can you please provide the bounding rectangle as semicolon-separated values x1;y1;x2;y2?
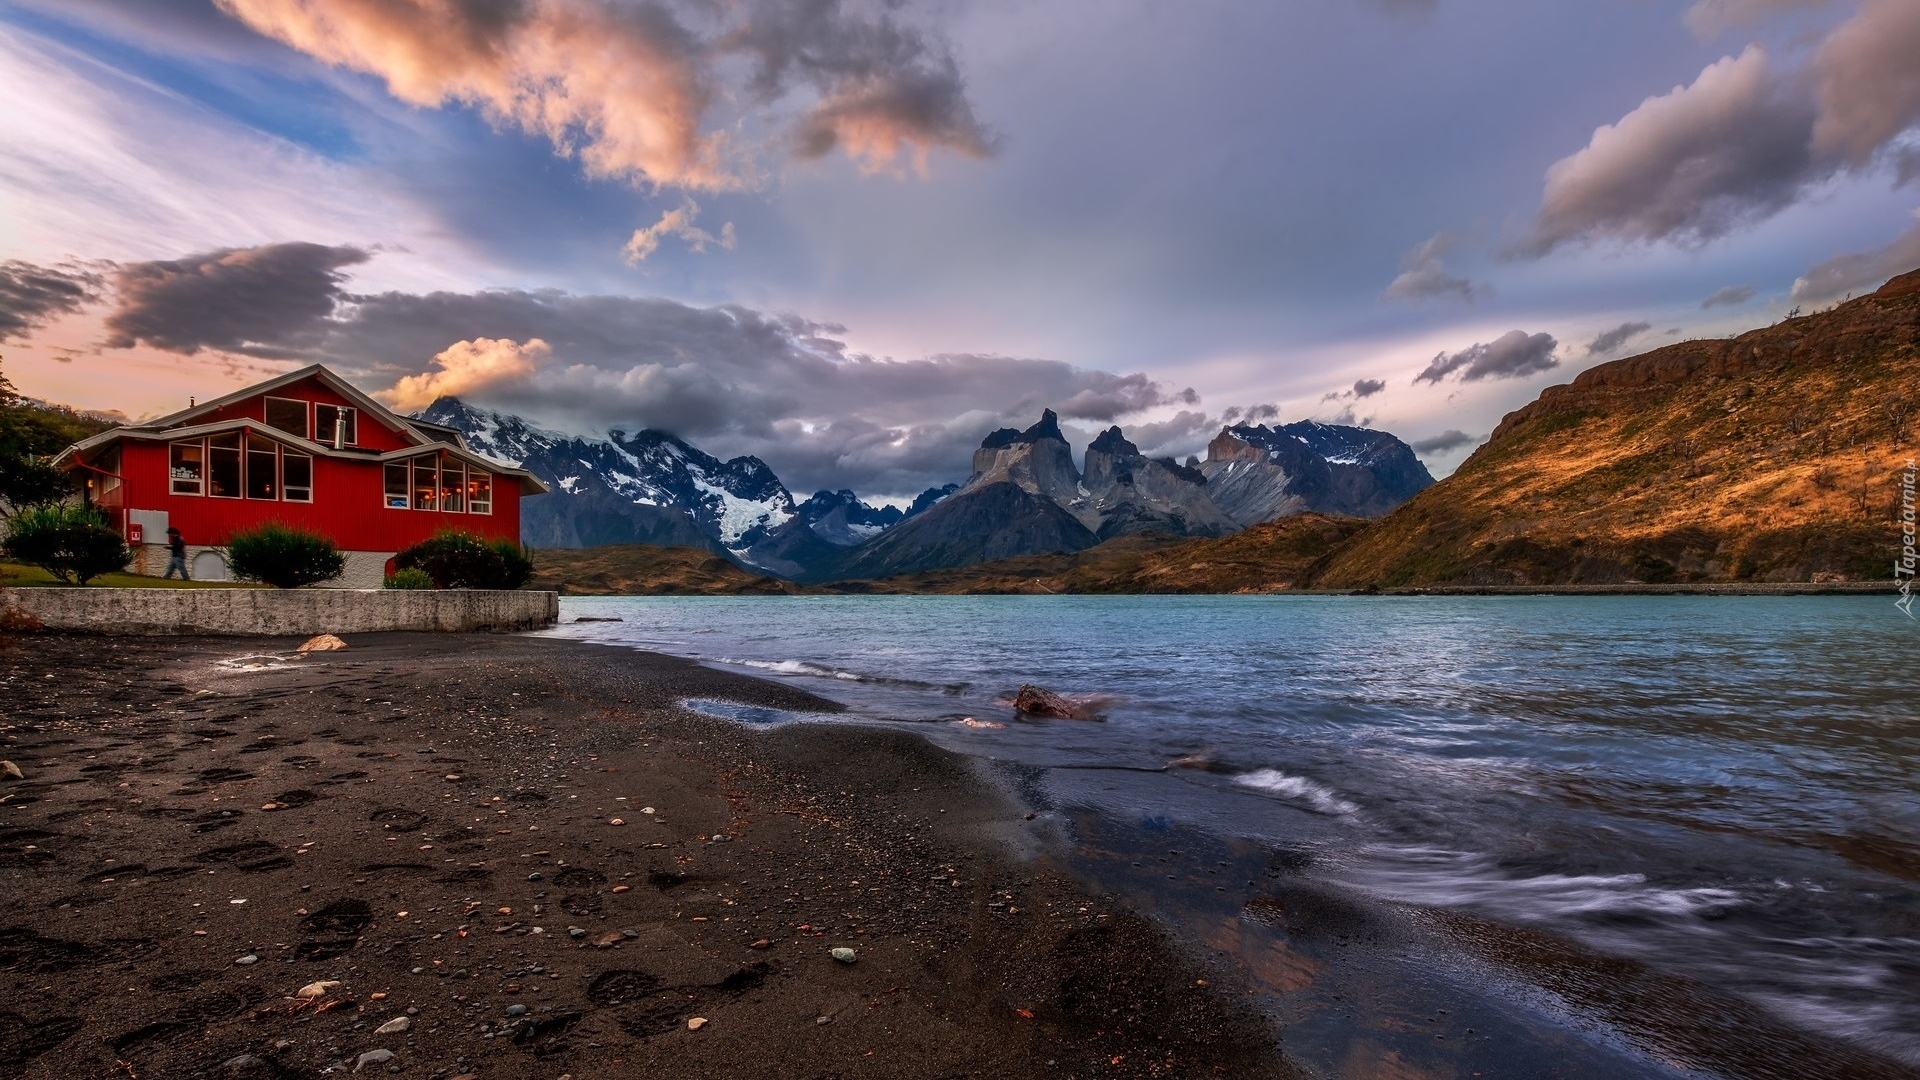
54;364;546;586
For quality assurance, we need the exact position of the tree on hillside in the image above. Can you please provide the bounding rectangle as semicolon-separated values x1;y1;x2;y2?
0;354;115;516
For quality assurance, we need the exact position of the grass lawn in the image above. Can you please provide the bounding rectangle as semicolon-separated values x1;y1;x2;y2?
0;560;267;589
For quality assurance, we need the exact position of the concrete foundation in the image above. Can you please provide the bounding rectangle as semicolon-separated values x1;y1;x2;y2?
128;544;394;588
0;587;558;635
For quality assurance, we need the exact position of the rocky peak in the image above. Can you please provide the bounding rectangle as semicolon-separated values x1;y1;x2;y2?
980;408;1066;450
968;409;1081;505
1088;425;1137;456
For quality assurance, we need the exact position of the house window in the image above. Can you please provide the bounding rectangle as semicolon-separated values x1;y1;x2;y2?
412;457;438;510
264;397;309;439
467;470;492;515
170;441;205;495
384;462;410;508
208;433;242;498
95;447;122;503
440;459;466;513
282;451;313;502
315;404;357;446
246;433;279;500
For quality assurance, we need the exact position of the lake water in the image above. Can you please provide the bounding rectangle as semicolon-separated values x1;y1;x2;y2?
544;594;1919;1077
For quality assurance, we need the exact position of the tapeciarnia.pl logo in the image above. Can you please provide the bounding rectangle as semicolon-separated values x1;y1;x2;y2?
1899;458;1917;619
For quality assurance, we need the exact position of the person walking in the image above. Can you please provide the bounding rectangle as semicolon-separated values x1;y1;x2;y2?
163;526;190;580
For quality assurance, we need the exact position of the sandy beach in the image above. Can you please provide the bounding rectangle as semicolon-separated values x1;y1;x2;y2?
0;631;1293;1080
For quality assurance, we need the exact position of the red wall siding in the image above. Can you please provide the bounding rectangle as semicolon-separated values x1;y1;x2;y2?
111;437;523;551
195;377;417;453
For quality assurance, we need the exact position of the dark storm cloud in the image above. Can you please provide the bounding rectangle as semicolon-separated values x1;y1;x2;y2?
723;0;997;169
0;260;103;342
1584;321;1651;357
1414;330;1559;385
1790;219;1920;305
102;242;369;357
89;243;1188;495
1351;378;1386;398
1410;429;1477;455
1700;284;1755;309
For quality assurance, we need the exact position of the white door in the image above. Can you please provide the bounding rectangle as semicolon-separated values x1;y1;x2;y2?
191;550;227;581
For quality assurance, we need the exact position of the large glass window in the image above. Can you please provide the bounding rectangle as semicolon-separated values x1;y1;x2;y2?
245;433;278;500
467;470;492;515
440;459;465;513
208;433;242;498
384;462;411;508
412;457;438;510
282;451;312;502
169;441;205;495
315;404;357;446
264;397;309;439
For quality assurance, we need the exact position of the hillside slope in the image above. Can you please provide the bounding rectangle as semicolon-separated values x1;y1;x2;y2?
531;544;796;595
1309;269;1920;588
827;513;1364;594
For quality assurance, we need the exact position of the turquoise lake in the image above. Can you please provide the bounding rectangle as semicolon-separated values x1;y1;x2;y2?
545;594;1919;1076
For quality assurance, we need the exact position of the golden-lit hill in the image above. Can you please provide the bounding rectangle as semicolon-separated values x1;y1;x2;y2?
531;544;796;595
1308;268;1920;588
825;513;1364;594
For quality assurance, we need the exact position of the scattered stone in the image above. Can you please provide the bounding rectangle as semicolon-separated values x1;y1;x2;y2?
504;1004;529;1017
639;806;655;814
610;884;630;893
958;718;1005;730
235;954;259;966
296;980;341;999
1;760;23;781
1013;684;1079;719
816;1016;833;1026
567;927;586;939
298;634;348;653
374;1016;411;1035
352;1048;393;1072
591;931;623;948
686;1017;708;1031
749;938;770;950
528;872;543;881
220;1053;266;1072
608;818;625;826
830;947;857;964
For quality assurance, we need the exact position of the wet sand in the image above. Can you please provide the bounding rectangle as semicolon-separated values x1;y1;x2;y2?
0;632;1294;1080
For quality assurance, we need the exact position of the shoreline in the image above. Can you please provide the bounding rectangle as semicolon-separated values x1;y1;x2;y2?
0;631;1293;1079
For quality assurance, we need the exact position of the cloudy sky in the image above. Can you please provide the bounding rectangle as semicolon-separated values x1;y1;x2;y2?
1;0;1917;499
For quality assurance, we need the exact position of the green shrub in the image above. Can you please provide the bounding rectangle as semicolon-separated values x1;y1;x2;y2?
1;504;129;584
383;567;433;590
490;537;535;590
392;531;533;589
226;522;345;588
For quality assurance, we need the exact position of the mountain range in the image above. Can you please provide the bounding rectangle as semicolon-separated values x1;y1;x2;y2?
419;397;1433;582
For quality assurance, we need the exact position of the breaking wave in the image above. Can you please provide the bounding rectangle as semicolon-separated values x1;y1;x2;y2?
1232;769;1358;815
1341;847;1743;922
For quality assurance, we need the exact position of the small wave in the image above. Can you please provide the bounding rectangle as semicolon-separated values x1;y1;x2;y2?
719;657;865;681
1344;847;1743;921
715;656;951;690
1232;769;1358;815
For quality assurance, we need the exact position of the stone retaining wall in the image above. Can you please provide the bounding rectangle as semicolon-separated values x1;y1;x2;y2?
0;587;558;635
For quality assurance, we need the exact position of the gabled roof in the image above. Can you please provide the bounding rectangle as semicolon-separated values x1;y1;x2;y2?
54;364;547;495
135;364;414;436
